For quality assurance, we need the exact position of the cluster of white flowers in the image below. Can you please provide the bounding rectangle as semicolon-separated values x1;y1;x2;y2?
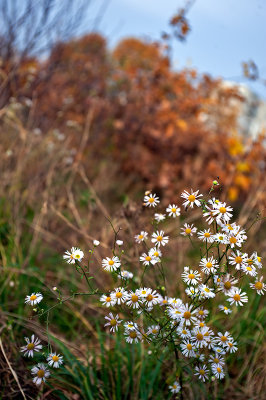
94;189;264;392
23;293;64;385
28;186;263;392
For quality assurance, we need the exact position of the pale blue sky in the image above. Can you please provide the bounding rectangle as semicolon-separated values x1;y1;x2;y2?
86;0;266;98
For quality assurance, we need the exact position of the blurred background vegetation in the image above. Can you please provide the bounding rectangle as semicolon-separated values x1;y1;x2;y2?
0;0;265;399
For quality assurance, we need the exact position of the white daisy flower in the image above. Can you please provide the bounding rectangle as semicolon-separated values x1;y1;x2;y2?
63;247;84;263
179;303;198;326
104;313;122;332
218;305;232;314
47;353;63;368
126;291;143;309
250;276;265;295
209;354;225;367
151;230;169;247
110;288;128;305
251;252;263;268
212;365;225;379
194;365;209;381
148;247;162;262
143;193;160;207
227;233;244;248
180;340;196;357
214;233;229;245
159;296;169;306
181;223;197;237
100;294;116;307
31;363;50;385
116;240;123;246
124;321;138;331
144;289;160;308
197;308;209;319
192;327;209;348
166;204;180;218
185;286;200;298
213;201;233;223
102;256;121;272
93;240;100;246
168;297;183;307
197;228;214;242
169;381;181;394
181;268;201;285
135;231;148;243
25;292;43;306
139;253;156;266
147;325;160;336
216;332;233;347
125;329;142;344
218;274;238;295
181;189;202;209
21;335;42;357
119;270;133;279
203;205;216;225
154;213;166;222
241;264;257;277
199;284;215;298
176;327;191;339
229;250;248;270
199;256;219;275
227;288;248;306
225;340;238;353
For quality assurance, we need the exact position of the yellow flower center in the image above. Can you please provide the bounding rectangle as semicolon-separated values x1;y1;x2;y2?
204;232;210;237
162;299;167;304
230;237;237;244
188;273;195;279
148;197;155;203
196;333;204;340
188;194;195;202
116;292;123;298
146;294;153;301
183;311;191;319
171;208;177;213
233;294;241;301
145;256;151;261
173;384;177;389
75;254;80;259
110;319;117;326
246;267;252;271
247;259;253;265
219;207;226;213
217;367;222;373
108;260;114;265
129;331;137;339
235;256;242;264
186;343;192;350
257;256;261;262
199;322;204;328
204;288;210;292
206;262;213;269
37;370;45;378
224;281;231;290
224;306;228;310
198;310;204;315
226;224;233;230
138;234;143;239
52;355;59;362
157;235;163;241
213;358;219;364
152;329;158;334
199;369;205;375
255;282;263;290
154;251;159;257
27;343;34;350
106;296;111;302
131;295;138;303
228;342;233;347
185;228;191;234
221;336;227;342
182;330;187;334
30;295;37;301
